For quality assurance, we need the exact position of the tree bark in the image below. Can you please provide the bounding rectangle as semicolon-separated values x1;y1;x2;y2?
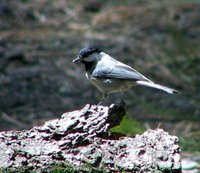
0;103;181;172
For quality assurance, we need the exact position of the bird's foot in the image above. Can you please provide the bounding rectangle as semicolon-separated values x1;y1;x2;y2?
119;100;126;107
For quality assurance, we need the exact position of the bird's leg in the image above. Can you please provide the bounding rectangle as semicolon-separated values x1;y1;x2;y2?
120;92;126;105
121;92;124;101
97;92;108;105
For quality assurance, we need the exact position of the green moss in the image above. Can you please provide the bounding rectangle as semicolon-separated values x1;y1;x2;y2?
50;162;75;173
110;115;145;135
50;162;109;173
0;168;35;173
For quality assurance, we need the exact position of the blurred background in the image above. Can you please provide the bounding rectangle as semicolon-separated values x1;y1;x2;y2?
0;0;200;168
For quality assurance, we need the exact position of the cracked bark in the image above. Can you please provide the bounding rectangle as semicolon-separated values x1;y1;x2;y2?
0;103;181;172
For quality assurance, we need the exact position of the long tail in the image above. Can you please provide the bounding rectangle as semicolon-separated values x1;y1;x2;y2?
136;80;178;94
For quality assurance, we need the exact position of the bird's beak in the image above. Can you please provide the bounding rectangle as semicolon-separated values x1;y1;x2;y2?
72;56;81;63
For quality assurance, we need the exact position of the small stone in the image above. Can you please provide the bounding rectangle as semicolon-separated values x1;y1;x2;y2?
182;159;199;170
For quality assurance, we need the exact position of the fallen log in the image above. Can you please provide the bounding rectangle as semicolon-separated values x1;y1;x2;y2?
0;103;181;172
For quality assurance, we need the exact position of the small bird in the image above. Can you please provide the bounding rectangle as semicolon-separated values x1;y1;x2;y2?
73;46;178;103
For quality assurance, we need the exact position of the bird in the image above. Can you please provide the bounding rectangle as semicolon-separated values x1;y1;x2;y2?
73;46;178;104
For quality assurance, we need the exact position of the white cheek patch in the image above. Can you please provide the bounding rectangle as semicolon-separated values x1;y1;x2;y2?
84;53;101;62
84;55;96;62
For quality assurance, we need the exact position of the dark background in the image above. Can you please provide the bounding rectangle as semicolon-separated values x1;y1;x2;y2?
0;0;200;157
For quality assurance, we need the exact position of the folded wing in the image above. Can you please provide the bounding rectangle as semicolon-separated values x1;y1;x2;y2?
91;58;178;94
92;63;151;82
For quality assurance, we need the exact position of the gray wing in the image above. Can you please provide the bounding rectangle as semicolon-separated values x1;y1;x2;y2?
92;63;149;81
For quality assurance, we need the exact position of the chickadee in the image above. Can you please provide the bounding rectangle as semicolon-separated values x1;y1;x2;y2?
73;46;178;103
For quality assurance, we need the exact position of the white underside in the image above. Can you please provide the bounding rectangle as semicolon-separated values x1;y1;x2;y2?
86;73;133;93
